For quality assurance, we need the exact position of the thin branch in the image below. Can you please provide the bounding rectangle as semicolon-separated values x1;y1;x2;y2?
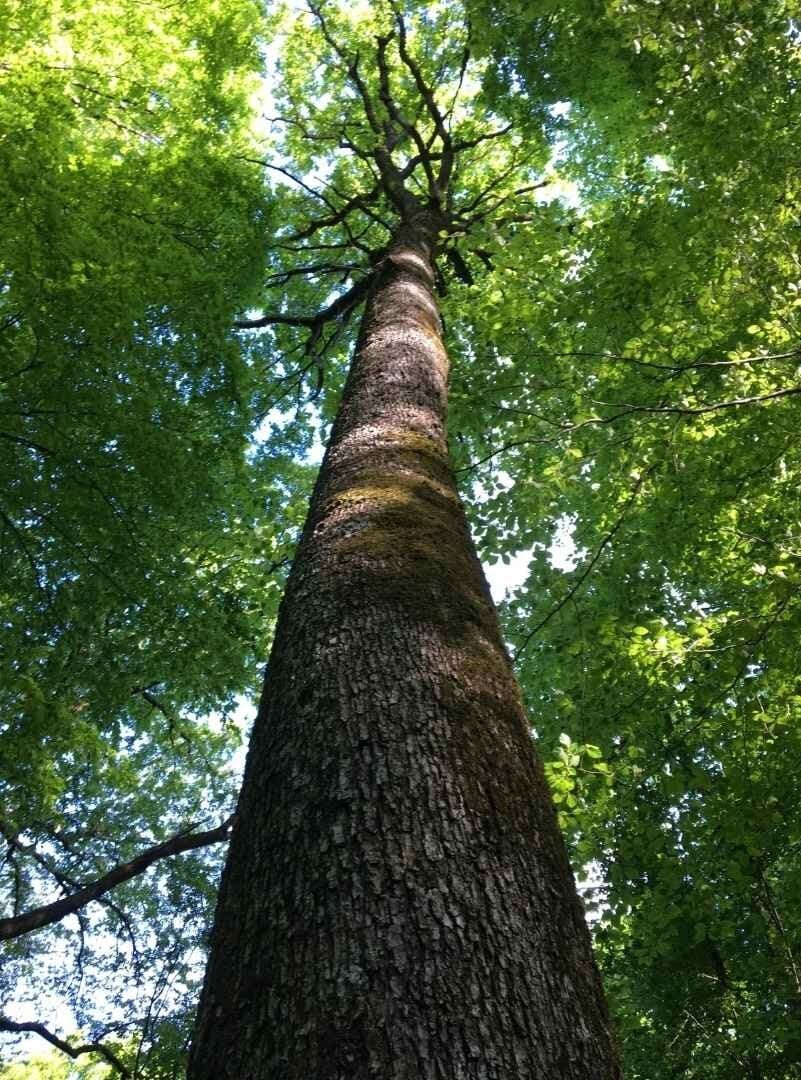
0;505;50;598
0;430;55;456
392;5;449;148
466;180;548;228
375;31;437;195
444;41;470;128
260;160;340;215
242;157;377;256
69;97;161;145
513;467;655;662
307;1;387;158
0;819;81;893
454;155;525;218
282;182;382;243
457;434;554;473
543;346;801;376
590;384;801;418
7;851;23;917
38;510;138;604
464;381;801;471
757;869;801;997
0;817;235;942
277;226;374;254
453;124;514;153
264;261;362;287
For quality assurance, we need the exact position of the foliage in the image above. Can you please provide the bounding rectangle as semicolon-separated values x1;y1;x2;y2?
0;0;310;1068
2;0;800;1075
0;1050;107;1078
461;1;801;1075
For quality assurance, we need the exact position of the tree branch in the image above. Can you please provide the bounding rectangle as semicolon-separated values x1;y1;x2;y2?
281;182;381;244
0;1018;131;1077
375;32;438;196
259;160;341;215
392;5;449;149
453;124;514;153
589;384;801;418
234;272;373;344
0;817;235;942
309;2;382;136
264;261;362;287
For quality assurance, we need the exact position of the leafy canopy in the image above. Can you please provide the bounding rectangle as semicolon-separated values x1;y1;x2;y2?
1;0;305;1070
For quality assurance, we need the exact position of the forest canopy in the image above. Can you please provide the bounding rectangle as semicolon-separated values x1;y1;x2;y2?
1;0;800;1076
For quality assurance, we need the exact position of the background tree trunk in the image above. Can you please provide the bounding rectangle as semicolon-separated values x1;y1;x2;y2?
188;217;621;1079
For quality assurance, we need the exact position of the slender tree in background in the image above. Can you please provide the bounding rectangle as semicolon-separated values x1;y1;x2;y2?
188;11;619;1070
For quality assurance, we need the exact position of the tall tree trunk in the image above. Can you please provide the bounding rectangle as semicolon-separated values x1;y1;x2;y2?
188;214;621;1079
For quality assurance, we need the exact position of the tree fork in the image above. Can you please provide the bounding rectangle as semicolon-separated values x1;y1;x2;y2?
189;210;620;1079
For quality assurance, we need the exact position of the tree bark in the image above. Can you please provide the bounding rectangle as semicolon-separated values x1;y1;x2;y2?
188;213;621;1079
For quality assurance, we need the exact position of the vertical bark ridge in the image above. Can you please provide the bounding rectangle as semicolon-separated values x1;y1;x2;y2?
189;216;621;1079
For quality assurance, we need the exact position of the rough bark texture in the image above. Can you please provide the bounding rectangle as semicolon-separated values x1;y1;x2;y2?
189;215;621;1079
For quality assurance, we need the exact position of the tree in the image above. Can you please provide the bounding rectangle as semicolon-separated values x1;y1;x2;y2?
187;4;619;1076
3;0;801;1076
